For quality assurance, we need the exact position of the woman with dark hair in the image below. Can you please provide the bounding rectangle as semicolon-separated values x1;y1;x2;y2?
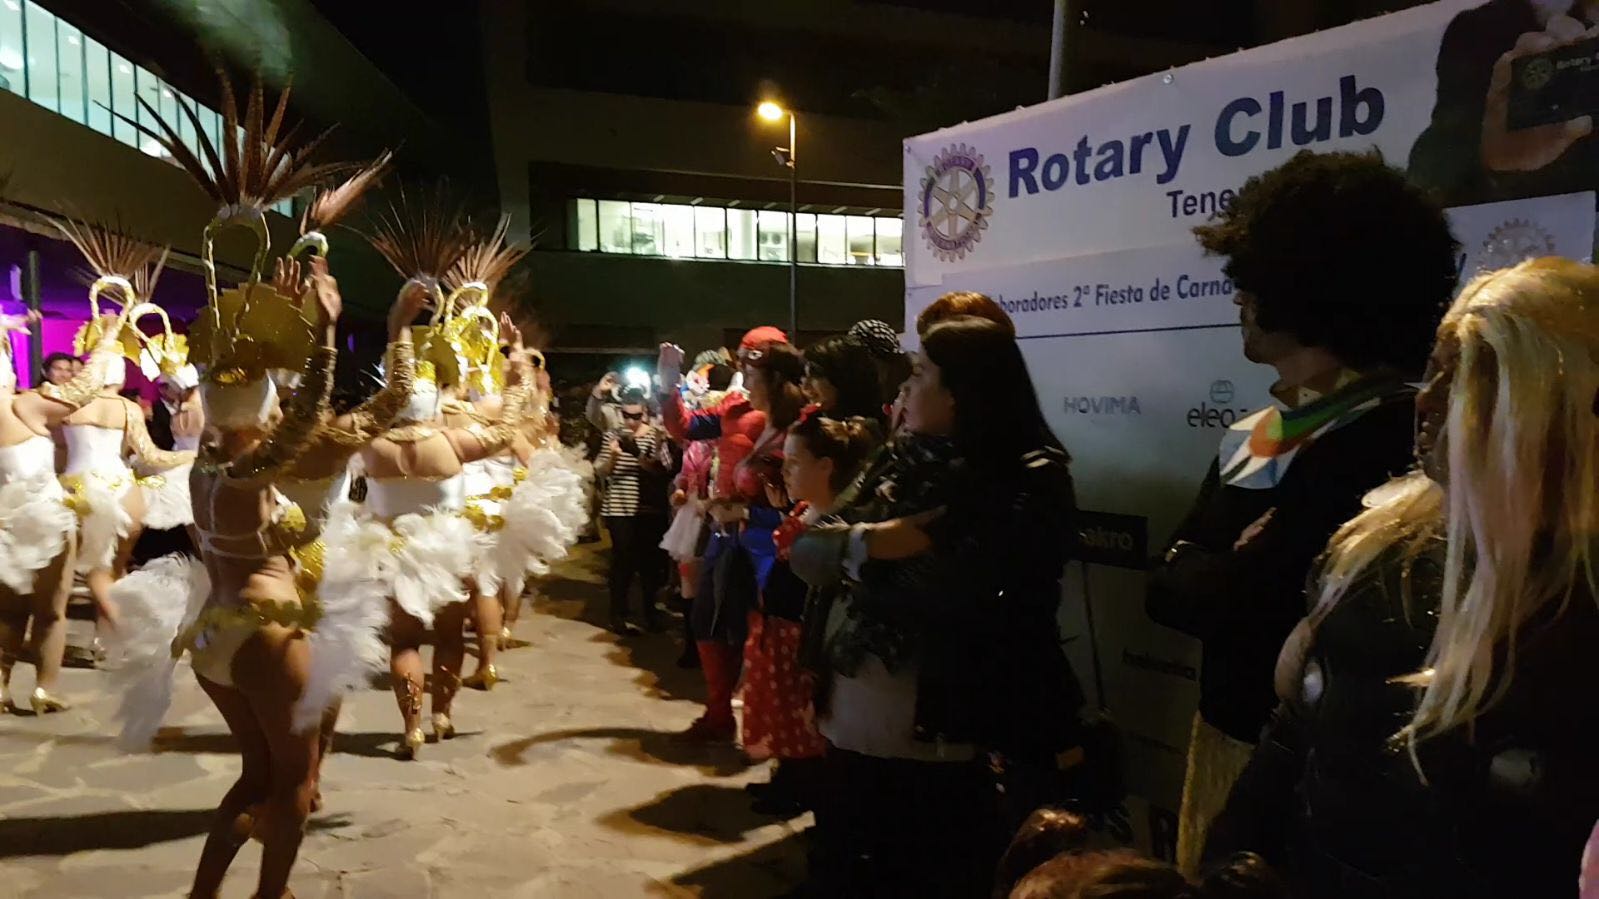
802;335;884;423
791;315;1085;897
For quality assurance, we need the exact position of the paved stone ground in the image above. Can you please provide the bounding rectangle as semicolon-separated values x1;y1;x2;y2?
0;543;808;898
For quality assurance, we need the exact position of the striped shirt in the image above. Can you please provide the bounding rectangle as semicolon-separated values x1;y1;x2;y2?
596;426;669;517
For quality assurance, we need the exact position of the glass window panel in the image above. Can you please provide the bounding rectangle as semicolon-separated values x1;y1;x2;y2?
83;35;109;134
0;0;21;96
846;216;875;266
727;208;758;261
175;95;199;158
109;52;135;146
571;199;598;252
875;217;903;266
54;19;81;123
630;202;663;256
795;213;817;264
693;206;725;259
757;210;789;262
660;204;694;258
158;79;177;132
597;200;631;254
202;104;221;155
24;1;57;111
815;214;847;265
135;66;165;155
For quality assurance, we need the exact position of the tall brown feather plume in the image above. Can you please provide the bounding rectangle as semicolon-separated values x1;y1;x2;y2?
300;150;393;233
131;248;171;301
44;213;164;284
113;71;349;210
365;184;476;281
444;214;530;294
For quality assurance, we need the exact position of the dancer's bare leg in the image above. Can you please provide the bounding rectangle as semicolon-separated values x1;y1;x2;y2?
464;583;500;689
237;628;319;899
311;700;339;812
388;606;426;758
502;582;525;637
0;600;24;711
29;539;75;698
190;674;272;899
431;601;467;737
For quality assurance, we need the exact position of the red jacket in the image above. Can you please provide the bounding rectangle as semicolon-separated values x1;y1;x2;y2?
662;389;768;502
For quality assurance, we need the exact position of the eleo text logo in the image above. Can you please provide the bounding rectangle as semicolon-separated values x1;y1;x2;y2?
1186;379;1239;428
1063;395;1142;416
919;143;995;262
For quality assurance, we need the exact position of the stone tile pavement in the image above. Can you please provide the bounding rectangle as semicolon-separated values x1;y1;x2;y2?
0;544;807;898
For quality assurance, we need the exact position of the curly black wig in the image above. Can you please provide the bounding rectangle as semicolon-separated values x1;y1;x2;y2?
1193;150;1458;376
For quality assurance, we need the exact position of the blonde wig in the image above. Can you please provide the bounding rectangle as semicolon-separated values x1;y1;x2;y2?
1311;257;1599;746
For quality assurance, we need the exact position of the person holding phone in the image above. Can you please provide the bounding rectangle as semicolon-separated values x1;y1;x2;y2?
1408;0;1599;204
594;399;672;635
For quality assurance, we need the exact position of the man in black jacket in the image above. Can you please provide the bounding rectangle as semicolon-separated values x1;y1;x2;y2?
1145;150;1459;874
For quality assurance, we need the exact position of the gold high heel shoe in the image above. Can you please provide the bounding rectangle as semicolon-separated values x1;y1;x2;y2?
432;713;456;740
30;688;69;714
397;728;424;760
462;665;499;691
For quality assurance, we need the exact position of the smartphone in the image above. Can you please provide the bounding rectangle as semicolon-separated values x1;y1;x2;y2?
1509;36;1599;131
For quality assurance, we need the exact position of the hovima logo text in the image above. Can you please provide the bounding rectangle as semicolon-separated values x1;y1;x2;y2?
1063;395;1142;415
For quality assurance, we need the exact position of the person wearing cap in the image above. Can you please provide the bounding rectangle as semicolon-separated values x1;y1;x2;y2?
657;325;787;742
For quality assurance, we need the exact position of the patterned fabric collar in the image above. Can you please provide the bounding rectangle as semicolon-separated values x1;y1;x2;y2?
1219;372;1412;490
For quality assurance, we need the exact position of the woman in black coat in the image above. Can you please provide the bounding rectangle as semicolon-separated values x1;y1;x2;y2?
792;315;1085;898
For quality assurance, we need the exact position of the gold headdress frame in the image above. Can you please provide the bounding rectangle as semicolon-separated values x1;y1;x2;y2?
120;71;351;383
43;213;163;360
442;214;529;394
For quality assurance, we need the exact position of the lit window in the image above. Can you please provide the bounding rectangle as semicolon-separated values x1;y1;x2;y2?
597;200;630;254
108;52;135;145
693;206;725;259
727;208;758;261
795;213;817;264
24;1;57;112
135;67;166;157
846;216;875;266
875;217;903;266
571;198;597;251
816;214;847;265
0;1;21;96
630;202;663;255
202;105;221;156
175;94;199;158
659;204;695;258
83;35;108;133
158;78;177;135
55;19;81;123
757;210;790;262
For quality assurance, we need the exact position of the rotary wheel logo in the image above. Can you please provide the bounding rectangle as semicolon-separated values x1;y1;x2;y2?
1474;218;1557;275
1521;57;1554;91
919;143;994;262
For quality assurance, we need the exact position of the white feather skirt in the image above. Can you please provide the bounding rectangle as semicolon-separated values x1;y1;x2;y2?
492;448;589;594
0;473;75;593
139;463;194;530
67;475;134;574
106;554;209;751
293;547;389;733
321;502;485;628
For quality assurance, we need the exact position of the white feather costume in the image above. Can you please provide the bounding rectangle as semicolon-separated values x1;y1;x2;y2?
0;438;76;594
321;498;488;628
106;554;209;750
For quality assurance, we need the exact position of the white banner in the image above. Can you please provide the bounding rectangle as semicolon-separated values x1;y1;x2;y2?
902;0;1599;855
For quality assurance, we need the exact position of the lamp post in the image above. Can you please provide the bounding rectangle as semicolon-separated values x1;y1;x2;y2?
758;101;798;337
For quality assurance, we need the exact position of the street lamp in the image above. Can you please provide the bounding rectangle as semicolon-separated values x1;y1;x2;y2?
757;101;798;337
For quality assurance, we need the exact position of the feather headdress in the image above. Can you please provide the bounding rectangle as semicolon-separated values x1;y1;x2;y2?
365;186;479;386
289;149;394;259
120;71;347;384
